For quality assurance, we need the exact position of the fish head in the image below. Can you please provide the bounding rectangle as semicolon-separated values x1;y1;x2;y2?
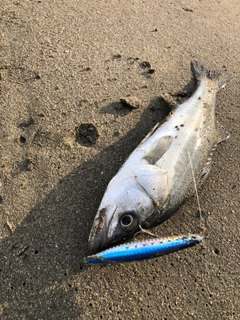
88;174;154;254
88;206;140;254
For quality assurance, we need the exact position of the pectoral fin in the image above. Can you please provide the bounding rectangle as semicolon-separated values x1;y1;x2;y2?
144;135;174;164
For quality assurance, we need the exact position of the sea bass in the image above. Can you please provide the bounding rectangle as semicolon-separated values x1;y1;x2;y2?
88;61;232;254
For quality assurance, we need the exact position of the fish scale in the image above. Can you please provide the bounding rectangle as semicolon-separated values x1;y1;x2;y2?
88;60;233;255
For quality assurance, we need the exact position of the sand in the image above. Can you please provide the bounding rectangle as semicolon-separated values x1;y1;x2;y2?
0;0;239;319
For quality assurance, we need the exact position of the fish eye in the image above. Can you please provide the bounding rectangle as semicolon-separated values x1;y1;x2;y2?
120;213;137;230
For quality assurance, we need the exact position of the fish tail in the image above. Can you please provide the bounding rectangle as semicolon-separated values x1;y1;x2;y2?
191;60;233;90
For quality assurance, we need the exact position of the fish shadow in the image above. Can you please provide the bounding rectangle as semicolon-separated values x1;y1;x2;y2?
0;98;171;317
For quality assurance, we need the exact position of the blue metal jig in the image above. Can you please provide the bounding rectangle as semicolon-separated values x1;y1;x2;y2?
87;234;202;264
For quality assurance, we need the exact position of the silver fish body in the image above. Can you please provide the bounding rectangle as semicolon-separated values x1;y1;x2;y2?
87;234;202;264
89;61;232;254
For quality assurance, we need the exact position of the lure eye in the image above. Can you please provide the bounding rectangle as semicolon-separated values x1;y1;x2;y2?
120;213;137;230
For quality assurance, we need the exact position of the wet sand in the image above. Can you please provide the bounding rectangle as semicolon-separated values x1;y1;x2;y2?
0;0;239;319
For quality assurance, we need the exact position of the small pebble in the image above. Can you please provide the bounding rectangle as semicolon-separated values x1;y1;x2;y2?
120;96;142;109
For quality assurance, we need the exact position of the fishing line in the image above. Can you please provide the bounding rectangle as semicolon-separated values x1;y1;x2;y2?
187;150;205;235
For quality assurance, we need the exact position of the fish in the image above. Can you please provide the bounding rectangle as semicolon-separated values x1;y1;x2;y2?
87;234;202;264
88;60;233;254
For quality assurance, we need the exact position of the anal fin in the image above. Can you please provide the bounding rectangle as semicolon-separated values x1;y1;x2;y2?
200;160;213;183
200;122;229;183
216;121;229;144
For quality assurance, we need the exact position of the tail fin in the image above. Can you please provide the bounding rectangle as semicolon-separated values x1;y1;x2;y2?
191;60;233;90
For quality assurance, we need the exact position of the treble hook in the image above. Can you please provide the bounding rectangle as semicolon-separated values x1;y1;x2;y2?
134;225;158;239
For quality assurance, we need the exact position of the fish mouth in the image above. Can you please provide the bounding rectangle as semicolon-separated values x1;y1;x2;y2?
88;233;120;255
88;206;140;254
88;206;118;254
88;228;107;255
88;205;142;254
88;224;140;255
88;211;107;254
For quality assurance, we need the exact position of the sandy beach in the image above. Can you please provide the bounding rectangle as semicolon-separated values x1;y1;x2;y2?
0;0;239;319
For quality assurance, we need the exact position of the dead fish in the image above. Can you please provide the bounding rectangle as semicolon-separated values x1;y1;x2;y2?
87;234;202;264
88;60;233;254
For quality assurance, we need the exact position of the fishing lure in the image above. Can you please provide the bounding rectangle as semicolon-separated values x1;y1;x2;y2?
87;234;202;264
